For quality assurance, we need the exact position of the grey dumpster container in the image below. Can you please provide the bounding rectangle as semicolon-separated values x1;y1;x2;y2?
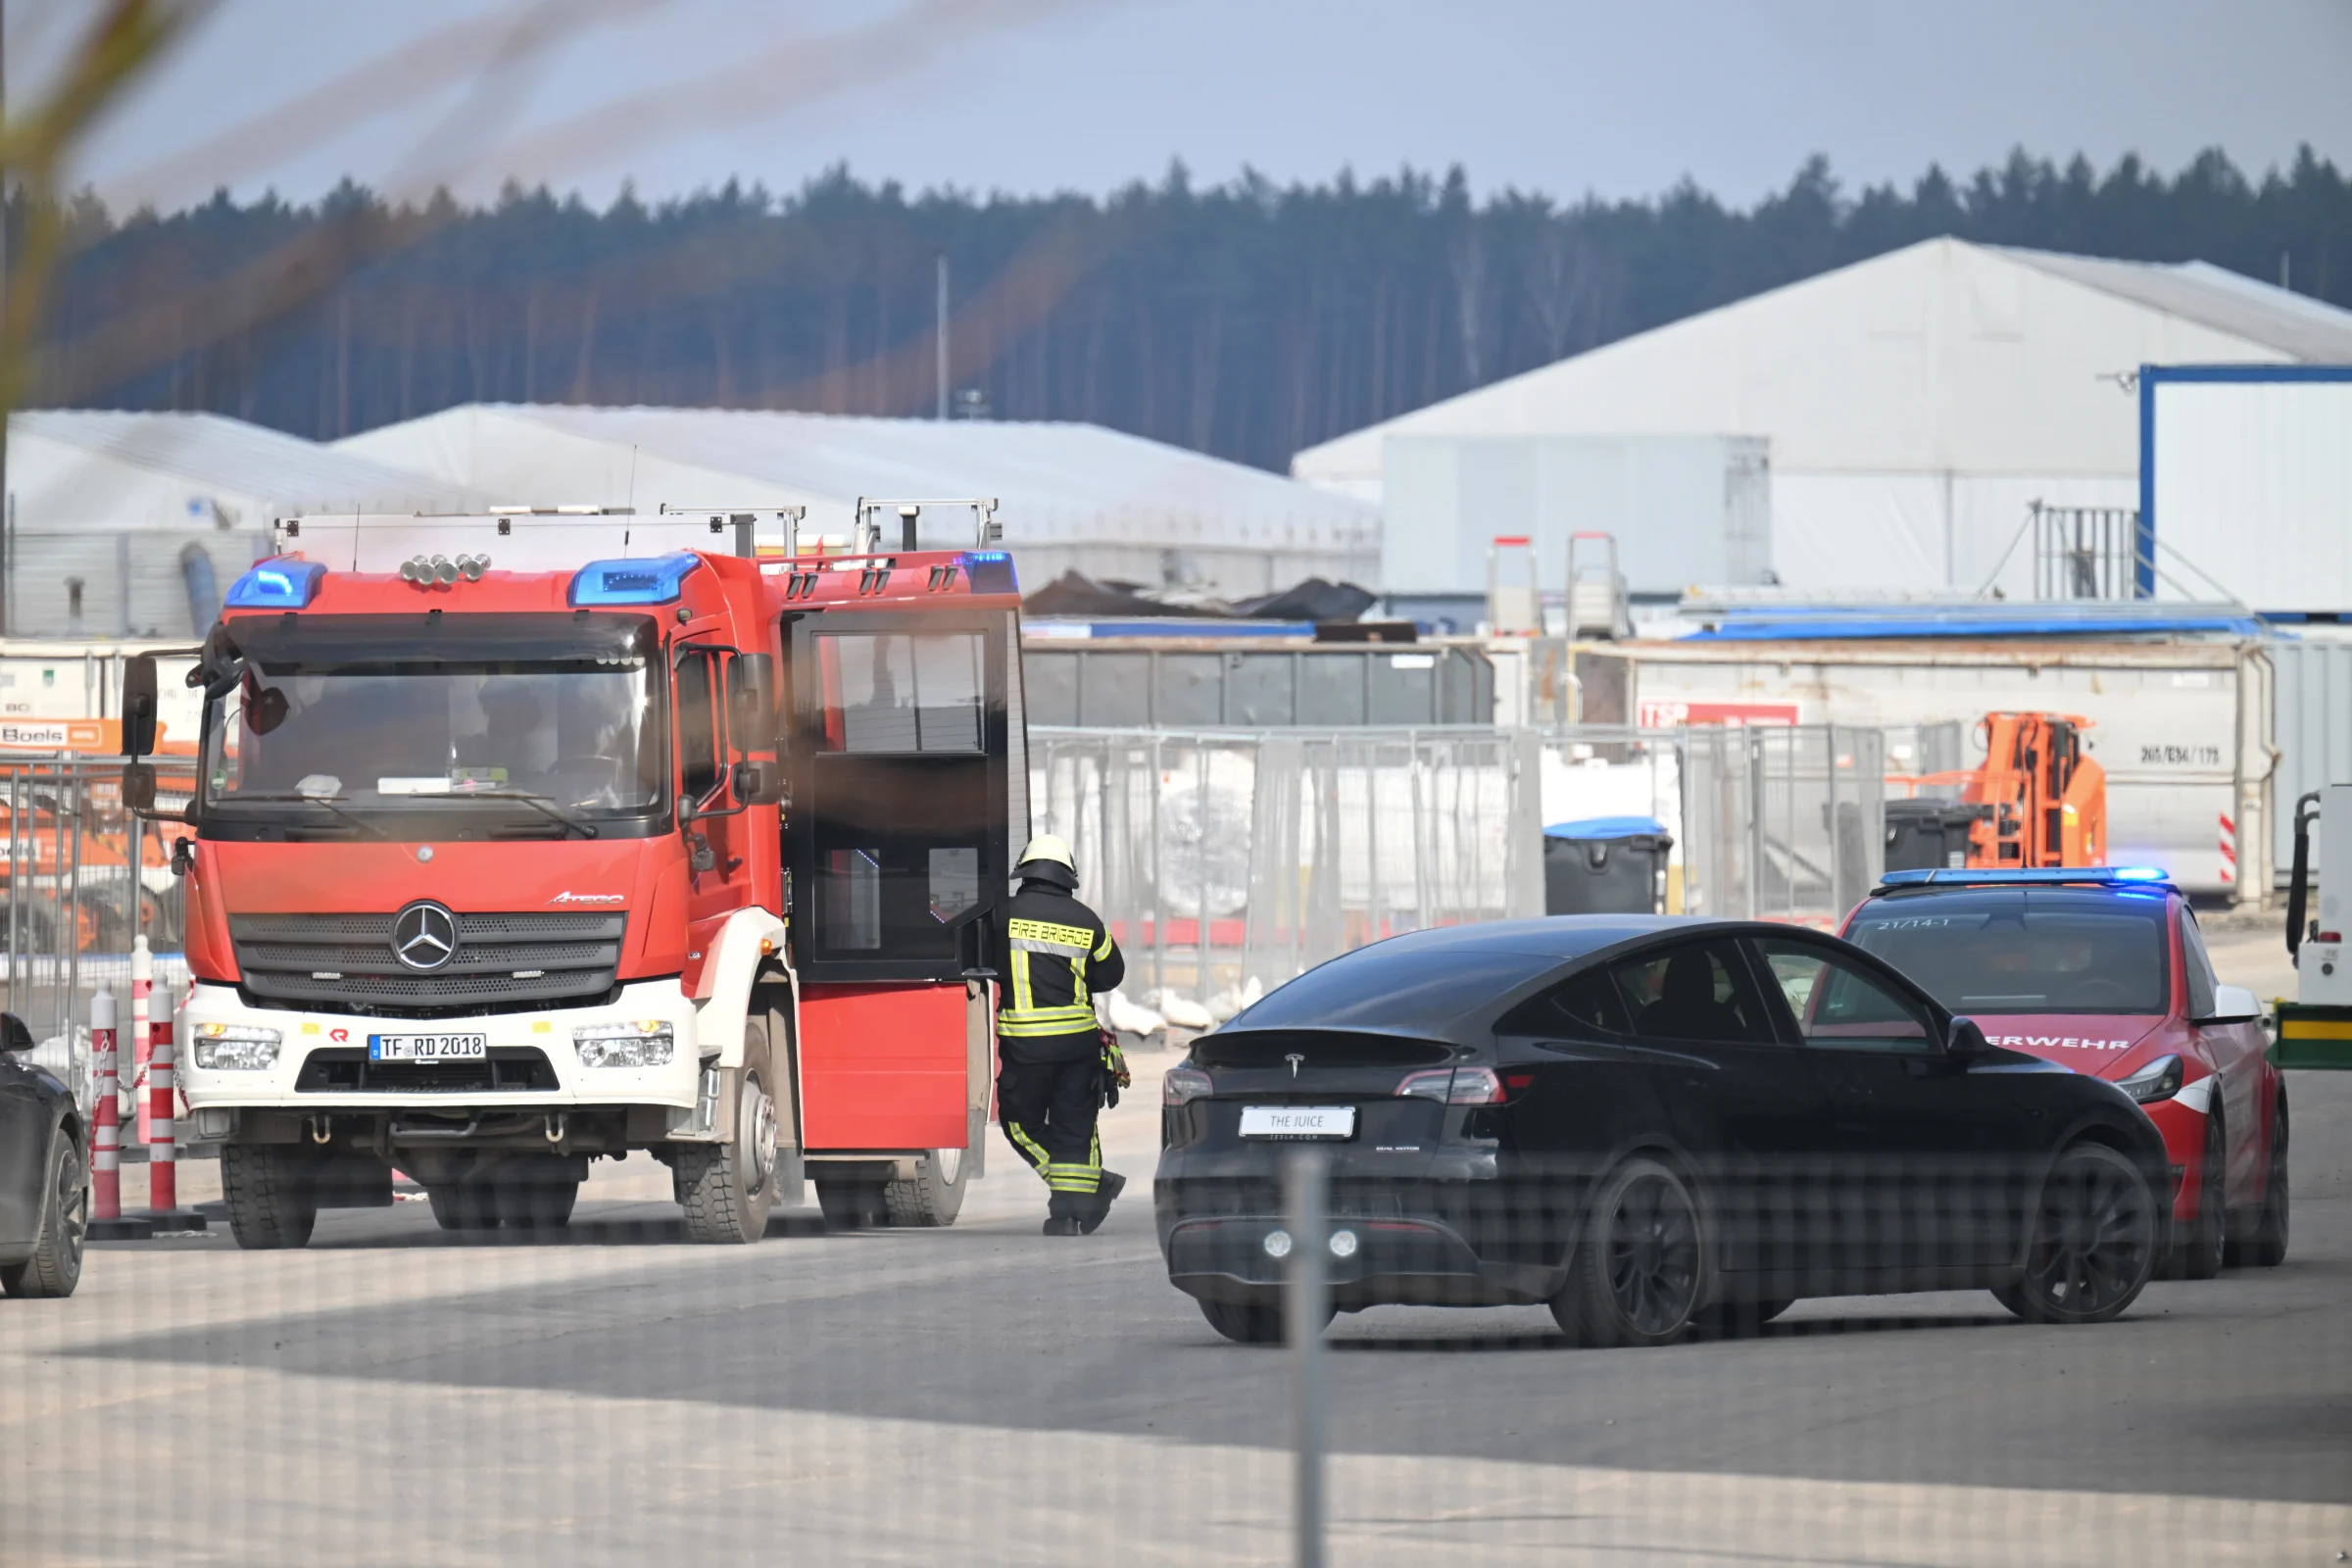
1544;815;1673;916
1883;799;1985;873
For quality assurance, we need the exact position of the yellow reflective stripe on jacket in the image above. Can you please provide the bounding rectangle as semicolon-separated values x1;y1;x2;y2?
1007;917;1095;954
998;1008;1099;1037
1000;915;1100;1036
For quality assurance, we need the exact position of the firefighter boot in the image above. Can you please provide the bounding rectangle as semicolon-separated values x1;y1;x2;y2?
1077;1170;1127;1235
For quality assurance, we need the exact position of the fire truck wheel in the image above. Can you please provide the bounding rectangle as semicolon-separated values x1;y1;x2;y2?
676;1026;779;1245
882;1148;968;1228
220;1146;318;1250
492;1159;579;1230
815;1181;888;1229
426;1184;501;1232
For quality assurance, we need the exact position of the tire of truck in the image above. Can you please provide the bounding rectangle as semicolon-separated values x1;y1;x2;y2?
220;1145;319;1250
427;1184;501;1232
674;1021;779;1245
882;1147;969;1228
815;1180;889;1230
494;1157;580;1231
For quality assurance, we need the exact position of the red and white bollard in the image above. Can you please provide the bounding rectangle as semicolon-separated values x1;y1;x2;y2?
134;936;204;1231
87;985;151;1241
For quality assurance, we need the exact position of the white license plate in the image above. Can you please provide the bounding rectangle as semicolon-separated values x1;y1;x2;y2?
1239;1104;1356;1140
368;1033;488;1062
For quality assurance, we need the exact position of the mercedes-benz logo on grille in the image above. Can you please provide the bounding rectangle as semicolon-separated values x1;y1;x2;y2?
391;901;460;971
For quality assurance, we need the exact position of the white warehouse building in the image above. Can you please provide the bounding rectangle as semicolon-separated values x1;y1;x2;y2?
341;403;1380;599
1294;236;2352;600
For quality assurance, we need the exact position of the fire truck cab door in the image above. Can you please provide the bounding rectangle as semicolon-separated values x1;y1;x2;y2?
786;609;1021;985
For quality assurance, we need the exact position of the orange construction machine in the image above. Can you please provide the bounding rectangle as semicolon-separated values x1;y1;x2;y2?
1885;712;2106;873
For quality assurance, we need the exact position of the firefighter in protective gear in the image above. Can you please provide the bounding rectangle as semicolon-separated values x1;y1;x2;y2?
995;834;1128;1236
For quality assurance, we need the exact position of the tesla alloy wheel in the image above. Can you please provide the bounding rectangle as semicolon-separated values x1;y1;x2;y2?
1;1130;88;1298
1553;1157;1706;1348
1998;1143;2159;1325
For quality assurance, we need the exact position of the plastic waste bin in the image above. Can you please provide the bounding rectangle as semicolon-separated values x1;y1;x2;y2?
1883;799;1986;873
1544;815;1673;916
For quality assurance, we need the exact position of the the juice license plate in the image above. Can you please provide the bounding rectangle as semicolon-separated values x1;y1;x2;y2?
1238;1104;1355;1140
368;1033;488;1062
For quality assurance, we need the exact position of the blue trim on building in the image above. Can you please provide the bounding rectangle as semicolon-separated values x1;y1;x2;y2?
1681;608;2268;641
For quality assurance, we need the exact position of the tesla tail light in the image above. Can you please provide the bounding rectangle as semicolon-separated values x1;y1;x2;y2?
1163;1064;1213;1105
1396;1067;1505;1104
2115;1054;2184;1104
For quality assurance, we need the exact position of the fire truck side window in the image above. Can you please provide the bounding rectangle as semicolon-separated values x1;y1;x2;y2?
675;652;723;802
815;632;984;754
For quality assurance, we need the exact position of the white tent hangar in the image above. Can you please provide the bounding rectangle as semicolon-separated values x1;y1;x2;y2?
4;410;488;637
1294;237;2352;598
338;404;1380;598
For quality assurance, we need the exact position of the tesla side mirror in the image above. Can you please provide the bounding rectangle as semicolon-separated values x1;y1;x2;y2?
122;655;160;758
2196;984;2264;1026
122;761;157;813
1947;1017;1992;1059
0;1012;32;1053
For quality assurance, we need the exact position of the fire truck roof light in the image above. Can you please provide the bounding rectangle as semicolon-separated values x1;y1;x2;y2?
224;559;324;609
1876;865;2175;890
568;552;702;607
960;550;1017;595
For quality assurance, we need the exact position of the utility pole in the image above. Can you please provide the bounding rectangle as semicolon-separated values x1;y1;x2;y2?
935;252;949;420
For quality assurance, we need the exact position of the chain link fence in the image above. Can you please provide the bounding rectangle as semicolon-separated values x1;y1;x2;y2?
1029;727;1544;1017
2;756;192;1113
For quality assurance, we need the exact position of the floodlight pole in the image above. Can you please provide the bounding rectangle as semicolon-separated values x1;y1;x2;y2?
1;0;12;637
1286;1149;1329;1568
935;252;949;420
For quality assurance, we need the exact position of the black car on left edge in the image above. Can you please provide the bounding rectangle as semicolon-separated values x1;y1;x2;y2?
1155;916;2170;1346
1;1010;87;1298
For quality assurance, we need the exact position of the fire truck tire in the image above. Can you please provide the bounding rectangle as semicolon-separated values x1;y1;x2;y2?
676;1025;779;1245
815;1181;888;1229
492;1159;579;1230
426;1184;501;1231
220;1146;318;1250
882;1148;967;1227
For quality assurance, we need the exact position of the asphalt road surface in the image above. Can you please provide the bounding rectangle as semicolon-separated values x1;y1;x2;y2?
7;928;2348;1565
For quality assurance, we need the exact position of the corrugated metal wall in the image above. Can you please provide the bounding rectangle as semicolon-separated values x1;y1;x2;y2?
2272;639;2352;883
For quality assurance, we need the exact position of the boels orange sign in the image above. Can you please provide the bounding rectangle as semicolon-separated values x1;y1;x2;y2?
0;719;179;754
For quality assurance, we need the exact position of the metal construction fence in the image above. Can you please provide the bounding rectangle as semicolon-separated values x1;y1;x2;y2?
1030;722;1889;1013
1;756;191;1112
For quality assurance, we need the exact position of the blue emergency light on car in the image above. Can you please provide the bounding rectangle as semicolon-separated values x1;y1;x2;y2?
223;559;324;609
1877;865;2175;890
568;552;701;607
960;550;1018;596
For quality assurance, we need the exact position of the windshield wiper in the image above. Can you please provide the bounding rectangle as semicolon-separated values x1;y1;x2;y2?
217;792;393;841
420;789;602;840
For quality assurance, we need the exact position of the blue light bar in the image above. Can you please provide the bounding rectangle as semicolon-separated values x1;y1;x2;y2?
224;559;324;610
961;550;1018;596
568;552;701;607
1877;866;2175;889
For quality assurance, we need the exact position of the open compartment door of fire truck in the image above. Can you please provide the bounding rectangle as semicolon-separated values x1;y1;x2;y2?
785;605;1028;1175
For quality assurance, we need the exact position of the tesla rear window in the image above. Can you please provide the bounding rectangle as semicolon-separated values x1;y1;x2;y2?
1846;892;2168;1014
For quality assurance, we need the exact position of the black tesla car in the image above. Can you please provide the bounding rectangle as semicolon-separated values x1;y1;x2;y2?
1155;916;2171;1345
1;1010;87;1298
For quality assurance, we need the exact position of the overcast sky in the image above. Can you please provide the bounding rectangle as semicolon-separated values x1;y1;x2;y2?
24;0;2352;215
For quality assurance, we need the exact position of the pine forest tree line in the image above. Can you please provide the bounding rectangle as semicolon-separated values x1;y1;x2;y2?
28;144;2352;472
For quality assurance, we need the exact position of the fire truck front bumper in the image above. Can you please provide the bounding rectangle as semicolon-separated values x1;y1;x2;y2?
176;980;719;1150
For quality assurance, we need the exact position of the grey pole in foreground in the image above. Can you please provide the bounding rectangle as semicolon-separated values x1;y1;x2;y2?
935;252;949;420
1285;1148;1329;1568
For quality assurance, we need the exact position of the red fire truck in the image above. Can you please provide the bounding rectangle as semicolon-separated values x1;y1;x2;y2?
127;504;1025;1247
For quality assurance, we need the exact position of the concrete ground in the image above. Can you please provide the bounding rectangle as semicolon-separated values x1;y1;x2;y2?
7;928;2348;1565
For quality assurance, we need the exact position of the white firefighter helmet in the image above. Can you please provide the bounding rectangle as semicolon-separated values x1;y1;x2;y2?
1015;833;1079;888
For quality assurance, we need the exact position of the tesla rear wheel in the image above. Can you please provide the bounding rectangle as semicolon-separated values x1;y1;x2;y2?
882;1148;968;1228
2171;1111;2227;1280
1551;1157;1706;1348
0;1129;87;1298
1198;1297;1328;1346
220;1145;318;1250
2233;1092;2288;1268
1997;1143;2158;1325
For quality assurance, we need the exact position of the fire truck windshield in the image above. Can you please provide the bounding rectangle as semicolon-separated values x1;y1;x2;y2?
200;645;664;824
